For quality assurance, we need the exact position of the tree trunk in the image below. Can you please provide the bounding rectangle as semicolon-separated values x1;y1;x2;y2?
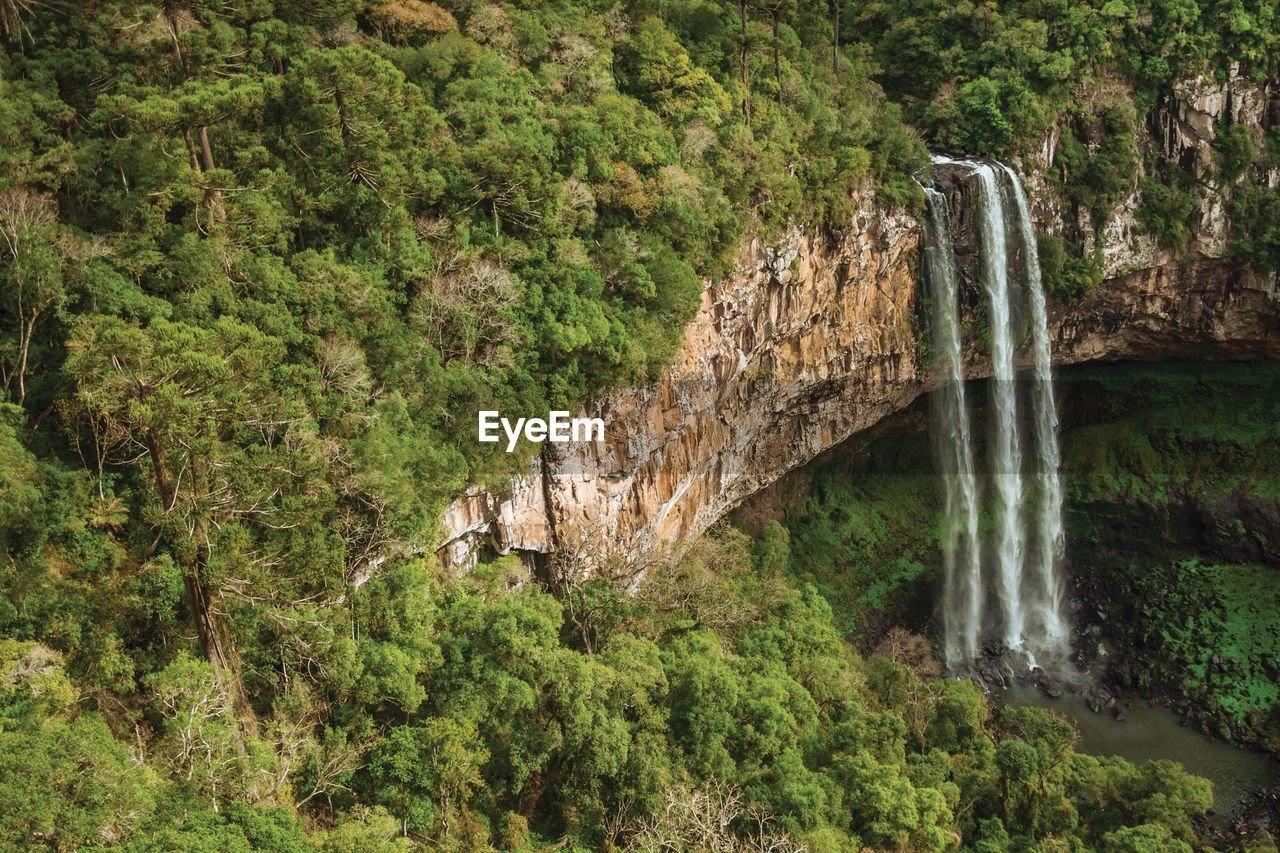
182;128;202;173
197;125;216;172
740;2;751;126
167;13;222;220
145;427;256;732
15;299;44;408
196;126;225;221
189;518;256;729
144;427;176;509
832;0;840;81
335;88;352;149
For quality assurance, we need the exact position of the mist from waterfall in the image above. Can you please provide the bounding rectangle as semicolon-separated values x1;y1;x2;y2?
921;157;1071;677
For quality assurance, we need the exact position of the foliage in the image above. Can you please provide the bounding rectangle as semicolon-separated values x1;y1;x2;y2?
925;75;1048;156
1127;560;1280;747
1229;183;1280;272
1136;175;1196;250
1053;104;1140;229
1038;233;1104;299
0;516;1222;851
1058;363;1280;748
0;2;1270;851
0;3;927;845
858;0;1277;159
774;430;942;639
775;361;1280;761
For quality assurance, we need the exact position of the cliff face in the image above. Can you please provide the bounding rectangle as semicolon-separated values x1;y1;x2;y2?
438;74;1280;573
1021;69;1279;276
441;191;923;571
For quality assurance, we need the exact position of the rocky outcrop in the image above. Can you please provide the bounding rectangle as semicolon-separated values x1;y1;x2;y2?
437;74;1280;573
442;190;923;572
1019;68;1279;276
1053;259;1280;363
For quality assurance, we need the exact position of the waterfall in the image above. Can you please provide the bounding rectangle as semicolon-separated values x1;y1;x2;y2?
922;189;983;670
999;164;1069;663
921;158;1071;677
972;164;1028;655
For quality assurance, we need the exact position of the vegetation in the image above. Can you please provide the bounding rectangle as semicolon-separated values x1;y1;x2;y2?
764;362;1280;757
1061;363;1280;513
1136;174;1196;250
1059;363;1280;750
0;2;929;842
858;0;1276;161
1037;233;1105;300
0;526;1222;851
1125;559;1280;748
766;429;942;640
859;0;1276;281
1;0;1278;850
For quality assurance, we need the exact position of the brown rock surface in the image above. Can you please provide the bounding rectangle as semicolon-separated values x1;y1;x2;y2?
440;192;924;571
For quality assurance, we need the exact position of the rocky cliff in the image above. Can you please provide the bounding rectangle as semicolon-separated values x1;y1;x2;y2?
438;73;1280;574
440;191;924;572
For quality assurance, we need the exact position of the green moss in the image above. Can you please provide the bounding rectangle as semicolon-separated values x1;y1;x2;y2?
1058;363;1280;747
779;432;942;639
1059;363;1280;509
1127;560;1280;746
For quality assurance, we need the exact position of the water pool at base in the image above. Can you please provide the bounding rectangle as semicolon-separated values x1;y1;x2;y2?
998;684;1280;815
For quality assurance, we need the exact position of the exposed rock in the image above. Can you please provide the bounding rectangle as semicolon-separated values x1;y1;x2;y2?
1019;68;1279;274
1052;259;1280;364
437;455;550;569
440;192;923;573
437;74;1280;573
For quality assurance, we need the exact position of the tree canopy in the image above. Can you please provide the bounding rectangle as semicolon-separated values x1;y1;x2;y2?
0;0;1273;850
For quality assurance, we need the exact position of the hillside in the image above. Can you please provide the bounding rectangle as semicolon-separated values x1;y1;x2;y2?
1;2;1278;851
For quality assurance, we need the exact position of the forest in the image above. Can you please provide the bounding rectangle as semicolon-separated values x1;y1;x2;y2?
1;0;1279;850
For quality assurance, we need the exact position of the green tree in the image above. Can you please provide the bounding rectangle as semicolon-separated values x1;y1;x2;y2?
367;718;488;836
0;716;156;850
66;315;312;723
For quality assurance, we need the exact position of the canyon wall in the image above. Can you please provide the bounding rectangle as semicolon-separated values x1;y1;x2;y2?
438;73;1280;573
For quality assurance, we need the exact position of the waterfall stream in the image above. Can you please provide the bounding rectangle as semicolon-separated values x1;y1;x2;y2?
972;164;1028;656
922;158;1070;677
1000;164;1069;665
922;188;983;669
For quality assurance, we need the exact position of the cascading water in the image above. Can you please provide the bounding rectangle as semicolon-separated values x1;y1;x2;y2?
922;188;983;670
921;158;1071;678
1000;164;1069;665
971;164;1028;656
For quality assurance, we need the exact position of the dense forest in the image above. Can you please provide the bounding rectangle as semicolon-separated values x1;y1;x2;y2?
1;0;1279;850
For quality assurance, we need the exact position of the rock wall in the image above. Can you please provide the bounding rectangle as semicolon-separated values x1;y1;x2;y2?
441;191;923;572
437;74;1280;573
1019;68;1279;277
